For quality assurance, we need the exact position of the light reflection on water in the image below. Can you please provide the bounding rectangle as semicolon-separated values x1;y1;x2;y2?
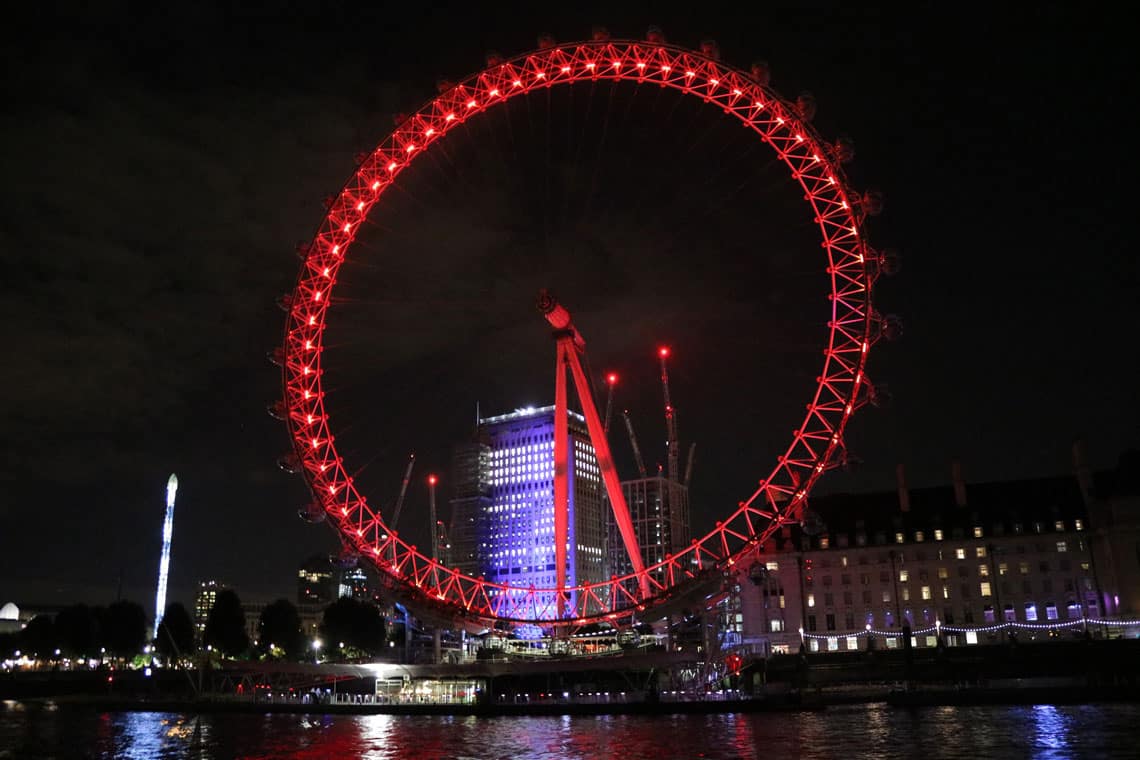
1031;704;1072;756
2;701;1139;759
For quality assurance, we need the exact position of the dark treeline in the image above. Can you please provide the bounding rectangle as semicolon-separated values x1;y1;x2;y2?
2;593;392;664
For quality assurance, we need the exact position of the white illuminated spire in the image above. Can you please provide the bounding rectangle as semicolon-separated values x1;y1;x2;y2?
153;473;179;639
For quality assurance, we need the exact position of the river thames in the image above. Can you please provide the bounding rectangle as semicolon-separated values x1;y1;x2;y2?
3;701;1139;758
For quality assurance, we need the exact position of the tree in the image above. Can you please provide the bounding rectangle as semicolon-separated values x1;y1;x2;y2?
156;602;196;661
0;632;18;658
99;600;148;659
319;598;386;659
18;615;57;658
203;589;249;657
54;604;99;657
256;599;305;660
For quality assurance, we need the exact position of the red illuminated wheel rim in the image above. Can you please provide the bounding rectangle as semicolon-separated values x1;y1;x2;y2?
281;39;880;628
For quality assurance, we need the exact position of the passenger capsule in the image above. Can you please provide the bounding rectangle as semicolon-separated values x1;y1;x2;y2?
800;507;825;536
333;548;360;569
267;400;287;420
750;61;771;86
795;91;817;122
299;502;326;524
537;34;557;50
870;383;893;408
882;313;903;341
591;26;611;42
862;189;884;216
276;294;293;312
646;25;666;44
879;248;901;276
266;346;285;367
277;453;302;474
700;39;720;60
833;136;856;164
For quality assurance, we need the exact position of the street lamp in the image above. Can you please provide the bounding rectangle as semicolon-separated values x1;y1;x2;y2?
312;638;322;663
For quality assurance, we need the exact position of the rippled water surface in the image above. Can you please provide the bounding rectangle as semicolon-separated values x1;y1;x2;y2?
3;701;1139;759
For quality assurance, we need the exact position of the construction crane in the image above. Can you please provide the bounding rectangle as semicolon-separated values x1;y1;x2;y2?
603;372;618;434
389;454;416;531
684;442;697;489
622;409;648;478
658;346;680;483
427;474;439;560
426;473;443;663
435;520;452;566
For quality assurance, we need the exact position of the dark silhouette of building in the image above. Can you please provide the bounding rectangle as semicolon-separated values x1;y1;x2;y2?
297;555;338;606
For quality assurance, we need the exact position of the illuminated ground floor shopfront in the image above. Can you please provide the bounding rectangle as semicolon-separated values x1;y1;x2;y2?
375;677;485;704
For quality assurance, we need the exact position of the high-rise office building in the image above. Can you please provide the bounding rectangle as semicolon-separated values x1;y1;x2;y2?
607;476;691;586
339;566;371;601
448;441;491;577
451;405;607;618
193;580;227;636
297;554;339;606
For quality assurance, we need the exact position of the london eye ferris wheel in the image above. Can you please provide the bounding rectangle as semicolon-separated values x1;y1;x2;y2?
274;29;895;633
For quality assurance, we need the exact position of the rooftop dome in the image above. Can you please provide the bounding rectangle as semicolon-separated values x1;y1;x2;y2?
0;602;18;621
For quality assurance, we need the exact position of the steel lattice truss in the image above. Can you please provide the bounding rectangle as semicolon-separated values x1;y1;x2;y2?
281;39;880;629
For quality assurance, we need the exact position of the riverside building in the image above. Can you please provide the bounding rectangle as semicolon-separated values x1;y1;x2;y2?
729;451;1140;655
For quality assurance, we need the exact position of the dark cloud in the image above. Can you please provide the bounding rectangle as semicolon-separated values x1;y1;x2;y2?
1;3;1135;608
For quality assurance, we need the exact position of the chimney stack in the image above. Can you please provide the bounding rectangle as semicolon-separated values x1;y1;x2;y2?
1072;439;1094;506
951;459;967;507
896;463;911;513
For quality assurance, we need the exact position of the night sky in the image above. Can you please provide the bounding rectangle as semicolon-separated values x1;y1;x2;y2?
2;2;1134;612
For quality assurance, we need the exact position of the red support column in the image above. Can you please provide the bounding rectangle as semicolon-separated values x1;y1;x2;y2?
564;343;650;599
553;341;570;606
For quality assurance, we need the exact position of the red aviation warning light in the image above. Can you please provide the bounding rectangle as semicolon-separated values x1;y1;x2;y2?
603;372;619;434
658;345;679;483
427;474;438;486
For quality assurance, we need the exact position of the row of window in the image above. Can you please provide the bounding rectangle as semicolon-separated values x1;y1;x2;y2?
792;600;1095;633
805;556;1085;588
813;520;1084;550
776;538;1085;571
804;576;1093;609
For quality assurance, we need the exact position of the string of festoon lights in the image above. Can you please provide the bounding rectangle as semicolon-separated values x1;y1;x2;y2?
799;617;1140;640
